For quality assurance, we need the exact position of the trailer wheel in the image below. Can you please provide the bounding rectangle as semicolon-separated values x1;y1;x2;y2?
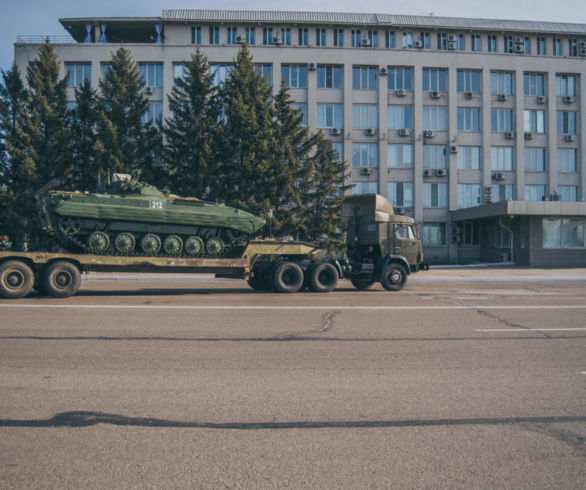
309;263;338;293
380;264;407;292
350;278;375;290
0;260;34;299
42;261;81;298
273;262;304;293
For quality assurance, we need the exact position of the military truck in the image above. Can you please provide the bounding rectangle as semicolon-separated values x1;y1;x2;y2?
0;192;427;299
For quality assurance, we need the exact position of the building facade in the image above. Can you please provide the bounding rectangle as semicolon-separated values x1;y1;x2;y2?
13;10;586;264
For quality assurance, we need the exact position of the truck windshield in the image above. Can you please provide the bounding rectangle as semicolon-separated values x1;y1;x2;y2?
396;224;416;240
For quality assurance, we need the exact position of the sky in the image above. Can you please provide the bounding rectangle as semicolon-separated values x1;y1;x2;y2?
2;0;586;74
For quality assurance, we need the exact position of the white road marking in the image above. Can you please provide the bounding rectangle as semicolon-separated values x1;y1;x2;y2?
1;304;586;311
476;328;586;332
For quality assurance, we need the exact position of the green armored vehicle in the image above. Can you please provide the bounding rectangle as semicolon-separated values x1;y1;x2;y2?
35;174;266;257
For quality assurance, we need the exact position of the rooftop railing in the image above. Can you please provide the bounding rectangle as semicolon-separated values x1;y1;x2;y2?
16;35;77;44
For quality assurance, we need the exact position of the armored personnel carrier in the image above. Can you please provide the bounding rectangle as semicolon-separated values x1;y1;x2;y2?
35;174;266;257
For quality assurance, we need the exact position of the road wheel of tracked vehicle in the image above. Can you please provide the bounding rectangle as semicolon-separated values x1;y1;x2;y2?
114;232;136;254
61;217;81;235
88;231;110;254
141;233;161;255
273;262;304;293
163;235;183;255
308;262;339;293
184;236;204;256
350;278;375;290
42;261;81;298
206;237;224;257
380;264;407;292
0;260;34;299
226;228;247;242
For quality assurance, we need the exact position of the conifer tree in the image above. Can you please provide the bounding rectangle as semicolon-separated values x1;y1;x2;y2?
164;49;218;196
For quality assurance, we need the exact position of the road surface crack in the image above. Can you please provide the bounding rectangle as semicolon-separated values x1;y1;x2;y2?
475;309;552;338
520;422;586;454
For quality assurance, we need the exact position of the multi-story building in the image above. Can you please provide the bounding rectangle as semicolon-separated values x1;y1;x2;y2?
14;10;586;265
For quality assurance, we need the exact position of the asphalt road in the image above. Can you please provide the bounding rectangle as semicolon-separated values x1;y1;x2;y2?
1;272;585;488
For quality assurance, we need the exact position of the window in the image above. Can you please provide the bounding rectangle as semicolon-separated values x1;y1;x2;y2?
491;109;514;132
142;101;162;125
138;63;163;87
191;26;201;44
422;68;447;92
525;184;547;201
524;37;532;54
559;186;579;202
458;107;480;131
388;144;413;168
491;71;513;95
556;74;578;96
291;103;307;126
462;223;480;245
367;30;379;47
524;110;546;133
210;64;233;86
524;73;545;96
491;147;514;170
282;64;307;88
458;184;481;208
543;219;585;248
101;62;111;79
557;148;577;172
493;184;515;202
317;65;342;89
317;103;343;129
263;27;273;45
423;145;447;169
504;35;514;54
388;182;413;208
353;182;379;195
424;183;448;208
332;142;343;161
279;28;291;46
402;32;413;48
494;223;511;248
246;27;256;45
298;28;308;46
353;104;378;129
352;66;377;90
419;32;430;49
65;62;91;87
385;31;395;48
553;38;563;56
388;105;413;129
525;148;546;171
458;34;465;51
423;106;447;131
333;29;344;47
209;26;220;44
351;30;361;47
387;67;413;91
437;33;448;50
537;37;547;55
569;39;579;57
471;34;482;52
422;223;447;246
173;63;188;82
457;70;480;93
316;28;326;46
256;64;272;85
458;146;481;170
557;111;576;134
352;143;378;167
487;35;498;52
227;26;238;44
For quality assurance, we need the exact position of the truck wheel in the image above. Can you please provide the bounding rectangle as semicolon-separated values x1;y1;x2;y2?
0;260;34;299
247;274;270;292
350;278;375;290
380;264;407;292
309;263;338;293
272;262;304;293
42;261;81;298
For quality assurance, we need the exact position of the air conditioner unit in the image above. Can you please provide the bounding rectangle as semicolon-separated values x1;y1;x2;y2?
524;131;533;140
272;36;282;45
514;44;524;53
580;48;586;57
430;90;441;99
423;169;434;177
330;127;342;136
414;40;423;48
360;167;373;175
235;35;244;44
514;36;525;44
436;168;447;177
396;89;406;97
565;134;576;142
307;62;317;71
424;130;435;138
447;41;457;50
550;191;559;201
580;41;586;48
536;95;546;104
484;194;492;203
505;131;515;139
398;128;410;137
493;172;505;181
145;86;154;95
365;128;377;136
465;91;474;99
484;186;493;194
449;145;458;153
379;67;388;76
446;34;457;42
498;93;507;102
360;38;371;47
563;95;575;104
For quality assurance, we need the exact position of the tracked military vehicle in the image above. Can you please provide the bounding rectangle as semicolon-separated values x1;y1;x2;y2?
34;174;266;258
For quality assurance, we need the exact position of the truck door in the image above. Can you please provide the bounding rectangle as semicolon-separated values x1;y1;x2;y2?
394;224;419;264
